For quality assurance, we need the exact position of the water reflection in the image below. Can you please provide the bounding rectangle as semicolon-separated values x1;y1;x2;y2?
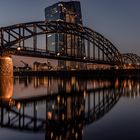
122;79;140;98
0;77;13;99
14;76;112;96
0;76;140;140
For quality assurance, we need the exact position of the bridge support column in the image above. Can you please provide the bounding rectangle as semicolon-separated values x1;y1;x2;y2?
0;57;13;100
0;56;13;77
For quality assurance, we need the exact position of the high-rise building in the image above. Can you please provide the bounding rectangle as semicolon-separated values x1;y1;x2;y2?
45;1;85;69
45;1;82;24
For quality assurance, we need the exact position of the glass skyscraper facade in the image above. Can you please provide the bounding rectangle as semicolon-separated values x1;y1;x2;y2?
45;1;85;69
45;1;82;24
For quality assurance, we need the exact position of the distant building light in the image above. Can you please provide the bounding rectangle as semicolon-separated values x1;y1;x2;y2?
51;132;53;139
57;96;60;103
83;90;87;99
75;132;78;139
57;52;60;56
52;104;55;109
115;66;119;69
48;112;52;120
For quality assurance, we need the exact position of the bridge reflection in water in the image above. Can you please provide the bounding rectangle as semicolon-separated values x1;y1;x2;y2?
0;76;139;140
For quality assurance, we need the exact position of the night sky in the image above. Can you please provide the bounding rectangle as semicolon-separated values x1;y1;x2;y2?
0;0;140;65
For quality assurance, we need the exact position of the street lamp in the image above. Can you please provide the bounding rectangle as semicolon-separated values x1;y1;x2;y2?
17;47;21;51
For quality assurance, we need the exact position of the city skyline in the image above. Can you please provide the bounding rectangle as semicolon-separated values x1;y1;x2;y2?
0;0;139;65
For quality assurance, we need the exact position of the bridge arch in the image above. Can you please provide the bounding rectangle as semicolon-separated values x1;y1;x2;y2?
0;21;122;65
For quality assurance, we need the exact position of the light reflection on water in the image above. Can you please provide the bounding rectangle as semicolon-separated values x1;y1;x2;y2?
0;76;140;140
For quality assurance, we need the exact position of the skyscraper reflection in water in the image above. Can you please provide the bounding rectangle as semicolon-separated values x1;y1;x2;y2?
0;76;139;139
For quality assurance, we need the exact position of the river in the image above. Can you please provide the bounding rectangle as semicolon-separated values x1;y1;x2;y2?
0;76;140;140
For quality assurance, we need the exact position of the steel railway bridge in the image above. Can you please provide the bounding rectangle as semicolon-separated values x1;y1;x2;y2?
0;20;139;73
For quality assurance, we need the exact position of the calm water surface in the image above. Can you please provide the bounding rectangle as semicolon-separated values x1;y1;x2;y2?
0;76;140;140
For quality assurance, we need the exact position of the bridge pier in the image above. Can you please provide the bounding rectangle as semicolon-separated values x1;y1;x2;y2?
0;56;13;77
0;56;13;101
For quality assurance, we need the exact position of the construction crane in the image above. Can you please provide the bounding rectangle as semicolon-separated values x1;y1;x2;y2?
20;60;32;70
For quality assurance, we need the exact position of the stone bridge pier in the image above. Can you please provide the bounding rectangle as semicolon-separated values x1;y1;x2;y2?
0;56;13;77
0;56;13;101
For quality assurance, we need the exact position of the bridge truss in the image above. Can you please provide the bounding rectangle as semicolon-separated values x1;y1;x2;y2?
122;53;140;68
0;21;122;66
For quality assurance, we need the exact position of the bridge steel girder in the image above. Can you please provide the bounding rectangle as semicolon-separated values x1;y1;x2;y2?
122;53;140;68
0;21;122;65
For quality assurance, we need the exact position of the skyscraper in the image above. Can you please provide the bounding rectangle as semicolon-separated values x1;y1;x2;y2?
45;1;85;69
45;1;82;24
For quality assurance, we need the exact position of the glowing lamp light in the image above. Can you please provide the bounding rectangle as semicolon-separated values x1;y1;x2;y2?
47;112;52;119
52;104;55;109
51;132;53;139
75;132;78;139
62;114;65;120
57;96;60;103
17;47;21;51
16;102;21;110
83;90;87;99
57;52;60;56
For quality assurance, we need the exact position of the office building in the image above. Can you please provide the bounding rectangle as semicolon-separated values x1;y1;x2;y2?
45;1;85;69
